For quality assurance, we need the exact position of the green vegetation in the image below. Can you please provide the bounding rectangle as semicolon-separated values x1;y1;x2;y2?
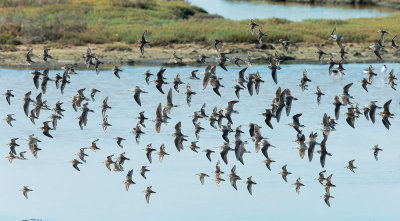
0;0;399;47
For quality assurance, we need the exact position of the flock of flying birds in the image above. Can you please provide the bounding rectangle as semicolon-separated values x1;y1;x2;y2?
2;20;398;207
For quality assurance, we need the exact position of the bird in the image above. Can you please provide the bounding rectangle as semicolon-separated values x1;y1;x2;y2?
113;66;122;79
245;176;256;195
228;165;242;190
219;142;233;165
346;159;357;173
317;134;331;168
132;86;147;106
268;54;280;84
378;29;388;44
203;149;215;162
144;70;153;85
40;121;53;138
89;88;101;101
42;48;52;62
101;97;111;118
198;54;209;63
144;186;156;204
77;148;88;163
380;99;393;129
332;96;342;120
249;19;259;35
218;53;230;71
322;190;334;207
289;113;304;133
324;174;336;193
263;156;275;171
197;173;209;185
140;166;150;179
391;35;399;49
387;69;398;90
314;86;325;105
21;186;32;199
316;170;326;185
360;78;371;92
157;144;169;163
279;39;291;53
293;177;305;195
26;49;35;64
214;40;222;52
3;90;14;105
4;114;15;127
173;73;184;92
71;159;82;171
89;139;100;152
317;47;327;63
330;27;345;50
144;144;156;163
371;145;382;161
124;169;135;191
279;165;292;182
189;70;200;80
139;30;150;55
258;28;267;44
172;51;182;63
114;137;126;148
369;41;384;60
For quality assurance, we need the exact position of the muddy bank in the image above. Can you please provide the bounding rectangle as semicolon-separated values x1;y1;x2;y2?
0;42;397;70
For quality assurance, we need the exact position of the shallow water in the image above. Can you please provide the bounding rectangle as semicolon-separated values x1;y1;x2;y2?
189;0;390;21
0;63;399;221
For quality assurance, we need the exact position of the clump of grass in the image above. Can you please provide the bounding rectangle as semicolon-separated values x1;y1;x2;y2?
104;43;132;51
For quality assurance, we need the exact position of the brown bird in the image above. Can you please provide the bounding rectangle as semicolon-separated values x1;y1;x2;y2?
346;159;357;173
197;173;209;185
279;164;292;182
21;186;32;199
293;177;305;195
71;159;82;171
124;169;135;191
144;186;156;204
157;144;169;163
3;90;14;105
245;176;257;195
4;114;15;127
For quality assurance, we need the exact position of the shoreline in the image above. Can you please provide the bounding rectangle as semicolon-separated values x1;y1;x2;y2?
0;42;398;69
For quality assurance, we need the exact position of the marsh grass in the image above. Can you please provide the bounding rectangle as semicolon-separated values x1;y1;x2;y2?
0;0;399;47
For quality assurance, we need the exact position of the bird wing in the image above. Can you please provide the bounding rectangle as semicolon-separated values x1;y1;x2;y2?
383;99;392;113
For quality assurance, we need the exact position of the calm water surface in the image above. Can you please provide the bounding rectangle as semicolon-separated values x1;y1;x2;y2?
0;63;399;221
189;0;390;21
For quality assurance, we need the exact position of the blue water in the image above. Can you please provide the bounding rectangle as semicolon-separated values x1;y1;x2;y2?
189;0;390;21
0;63;399;221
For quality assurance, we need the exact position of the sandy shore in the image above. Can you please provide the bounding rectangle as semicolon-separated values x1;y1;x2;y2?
0;42;398;69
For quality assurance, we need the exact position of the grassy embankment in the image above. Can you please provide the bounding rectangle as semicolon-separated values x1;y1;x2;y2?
0;0;400;51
